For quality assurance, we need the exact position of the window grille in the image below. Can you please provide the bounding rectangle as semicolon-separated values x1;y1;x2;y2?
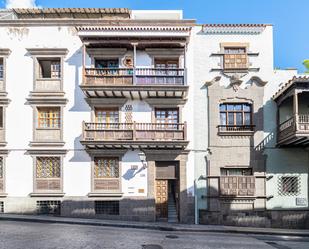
224;47;248;70
37;200;61;215
94;157;119;178
95;201;119;215
37;107;60;128
278;175;300;196
0;201;3;213
36;157;61;178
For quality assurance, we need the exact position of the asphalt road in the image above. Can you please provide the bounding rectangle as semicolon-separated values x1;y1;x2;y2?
0;221;309;249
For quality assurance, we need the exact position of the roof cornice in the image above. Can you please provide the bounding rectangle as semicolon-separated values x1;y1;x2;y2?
202;24;268;34
273;76;309;100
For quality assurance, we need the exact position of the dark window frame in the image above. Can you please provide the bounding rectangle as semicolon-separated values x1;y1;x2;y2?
38;58;61;79
219;103;253;127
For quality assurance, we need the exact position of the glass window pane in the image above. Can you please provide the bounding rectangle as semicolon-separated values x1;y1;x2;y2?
219;104;226;111
243;104;251;112
236;113;243;125
244;113;251;125
234;104;242;111
228;113;234;125
220;113;227;125
227;104;234;111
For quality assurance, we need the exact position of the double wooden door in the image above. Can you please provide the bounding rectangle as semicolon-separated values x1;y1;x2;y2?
155;180;168;219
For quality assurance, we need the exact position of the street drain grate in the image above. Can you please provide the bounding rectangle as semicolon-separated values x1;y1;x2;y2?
265;242;291;249
165;235;179;239
142;245;163;249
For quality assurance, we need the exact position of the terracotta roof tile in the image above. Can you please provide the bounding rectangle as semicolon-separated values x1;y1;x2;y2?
273;76;309;100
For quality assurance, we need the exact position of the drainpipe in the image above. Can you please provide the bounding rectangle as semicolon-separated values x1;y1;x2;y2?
194;179;198;224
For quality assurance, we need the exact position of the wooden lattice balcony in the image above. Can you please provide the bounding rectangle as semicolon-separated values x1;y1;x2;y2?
278;114;309;146
81;67;188;100
81;122;188;150
220;176;255;197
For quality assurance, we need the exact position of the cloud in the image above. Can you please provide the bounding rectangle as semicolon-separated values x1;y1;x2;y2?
6;0;37;8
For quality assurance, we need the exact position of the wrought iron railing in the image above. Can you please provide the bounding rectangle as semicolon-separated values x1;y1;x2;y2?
218;125;255;132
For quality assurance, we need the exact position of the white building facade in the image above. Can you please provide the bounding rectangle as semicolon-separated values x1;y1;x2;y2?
0;8;308;227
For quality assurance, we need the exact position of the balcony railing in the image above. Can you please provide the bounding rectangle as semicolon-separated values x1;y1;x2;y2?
82;122;187;141
136;68;185;85
278;114;309;143
83;67;185;86
218;125;255;134
84;68;133;85
220;176;255;197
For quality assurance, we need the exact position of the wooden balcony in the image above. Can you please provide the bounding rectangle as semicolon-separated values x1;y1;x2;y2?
220;176;255;197
81;122;188;150
277;114;309;146
217;125;255;136
81;67;188;100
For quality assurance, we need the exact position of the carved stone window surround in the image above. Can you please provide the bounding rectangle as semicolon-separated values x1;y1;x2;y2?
27;48;68;94
27;150;66;197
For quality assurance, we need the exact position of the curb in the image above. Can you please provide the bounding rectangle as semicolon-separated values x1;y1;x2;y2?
1;215;309;237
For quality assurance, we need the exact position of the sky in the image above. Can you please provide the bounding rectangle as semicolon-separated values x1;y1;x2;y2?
1;0;308;72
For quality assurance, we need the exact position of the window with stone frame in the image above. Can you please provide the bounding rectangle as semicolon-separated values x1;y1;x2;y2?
37;107;60;129
0;107;3;129
219;103;253;131
0;58;3;79
223;47;248;70
278;175;300;196
94;157;119;178
0;157;3;179
36;157;61;178
155;108;179;129
38;58;61;79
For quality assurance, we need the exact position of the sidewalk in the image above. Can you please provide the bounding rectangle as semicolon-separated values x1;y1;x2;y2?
1;214;309;237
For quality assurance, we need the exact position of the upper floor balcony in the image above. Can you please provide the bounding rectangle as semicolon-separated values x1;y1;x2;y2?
273;76;309;147
77;24;192;101
80;121;188;150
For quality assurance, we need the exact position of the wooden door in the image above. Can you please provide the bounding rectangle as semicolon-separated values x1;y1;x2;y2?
155;180;168;219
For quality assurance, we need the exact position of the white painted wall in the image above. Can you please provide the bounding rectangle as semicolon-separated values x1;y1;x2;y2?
1;24;191;199
191;25;275;211
263;69;309;210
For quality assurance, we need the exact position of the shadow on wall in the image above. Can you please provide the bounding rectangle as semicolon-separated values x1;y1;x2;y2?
198;185;309;229
68;135;90;162
66;46;90;112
